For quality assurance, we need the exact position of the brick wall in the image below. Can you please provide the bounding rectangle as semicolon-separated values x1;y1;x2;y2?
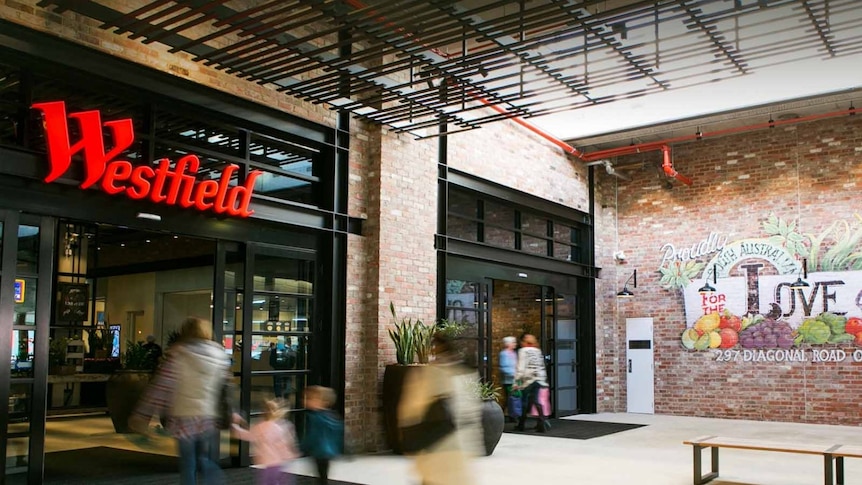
448;117;589;212
595;115;862;424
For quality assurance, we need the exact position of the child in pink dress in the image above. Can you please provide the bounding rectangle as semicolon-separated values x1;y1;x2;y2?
231;399;298;485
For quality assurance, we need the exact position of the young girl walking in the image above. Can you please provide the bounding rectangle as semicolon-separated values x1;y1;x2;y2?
231;399;298;485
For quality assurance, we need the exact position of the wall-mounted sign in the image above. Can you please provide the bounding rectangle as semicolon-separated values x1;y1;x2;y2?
57;282;89;322
14;279;25;303
669;213;862;362
31;101;262;218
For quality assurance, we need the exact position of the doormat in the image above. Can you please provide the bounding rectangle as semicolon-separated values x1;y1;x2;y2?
504;419;646;439
6;446;364;485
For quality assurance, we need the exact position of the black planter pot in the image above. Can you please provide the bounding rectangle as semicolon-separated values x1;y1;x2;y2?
105;370;153;433
382;364;425;454
481;399;504;455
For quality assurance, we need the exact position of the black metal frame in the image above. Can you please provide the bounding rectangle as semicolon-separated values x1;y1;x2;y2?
31;1;862;137
0;212;57;484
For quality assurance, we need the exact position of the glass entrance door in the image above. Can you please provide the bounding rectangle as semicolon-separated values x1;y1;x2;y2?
550;292;579;416
219;242;316;466
0;212;56;483
444;278;491;376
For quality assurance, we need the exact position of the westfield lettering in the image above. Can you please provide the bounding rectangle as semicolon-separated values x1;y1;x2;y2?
32;101;262;217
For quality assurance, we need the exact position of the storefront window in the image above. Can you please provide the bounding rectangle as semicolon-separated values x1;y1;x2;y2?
17;225;39;274
446;187;588;263
154;109;242;158
522;235;549;257
445;279;478;325
252;169;318;206
10;329;34;378
0;63;21;147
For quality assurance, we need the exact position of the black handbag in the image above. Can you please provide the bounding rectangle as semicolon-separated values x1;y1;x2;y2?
400;396;456;453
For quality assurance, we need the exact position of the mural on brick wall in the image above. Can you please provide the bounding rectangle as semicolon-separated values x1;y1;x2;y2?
661;213;862;363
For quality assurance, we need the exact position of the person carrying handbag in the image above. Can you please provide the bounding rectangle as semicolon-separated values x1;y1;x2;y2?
398;332;482;485
513;333;550;433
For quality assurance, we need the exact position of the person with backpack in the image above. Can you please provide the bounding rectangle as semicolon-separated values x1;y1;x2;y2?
300;386;343;484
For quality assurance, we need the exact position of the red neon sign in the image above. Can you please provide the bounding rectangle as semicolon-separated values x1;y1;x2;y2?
32;101;262;217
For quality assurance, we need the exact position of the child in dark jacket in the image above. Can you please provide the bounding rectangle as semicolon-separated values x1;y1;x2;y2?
300;386;343;484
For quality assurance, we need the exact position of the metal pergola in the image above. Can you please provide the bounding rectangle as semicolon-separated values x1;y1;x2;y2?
36;0;862;138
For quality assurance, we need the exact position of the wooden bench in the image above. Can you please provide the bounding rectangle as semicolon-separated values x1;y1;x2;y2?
831;444;862;485
683;435;862;485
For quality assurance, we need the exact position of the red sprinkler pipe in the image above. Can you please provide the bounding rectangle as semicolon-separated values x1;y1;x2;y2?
580;106;859;185
660;145;692;186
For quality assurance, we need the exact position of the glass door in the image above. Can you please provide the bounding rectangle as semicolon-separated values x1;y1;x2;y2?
0;212;56;483
443;278;491;377
218;242;316;466
551;292;579;417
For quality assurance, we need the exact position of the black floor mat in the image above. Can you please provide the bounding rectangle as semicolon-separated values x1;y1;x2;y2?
504;418;645;439
6;446;361;485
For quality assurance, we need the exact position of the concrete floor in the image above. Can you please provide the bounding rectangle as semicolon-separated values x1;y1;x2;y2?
299;413;862;485
27;412;862;485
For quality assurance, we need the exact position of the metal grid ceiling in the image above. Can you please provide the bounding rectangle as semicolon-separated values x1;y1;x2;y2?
36;0;862;138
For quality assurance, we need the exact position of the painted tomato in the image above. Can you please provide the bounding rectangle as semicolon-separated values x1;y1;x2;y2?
845;317;862;337
719;312;742;332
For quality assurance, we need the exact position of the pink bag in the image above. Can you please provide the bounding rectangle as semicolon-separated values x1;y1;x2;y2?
528;387;551;417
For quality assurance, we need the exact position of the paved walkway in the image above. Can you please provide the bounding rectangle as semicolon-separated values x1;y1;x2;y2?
314;413;862;485
11;413;862;484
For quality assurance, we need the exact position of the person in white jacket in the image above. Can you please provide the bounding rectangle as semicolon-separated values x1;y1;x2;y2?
513;333;550;432
132;317;231;485
231;399;298;485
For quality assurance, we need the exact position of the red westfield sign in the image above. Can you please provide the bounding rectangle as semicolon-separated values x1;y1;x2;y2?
32;101;262;217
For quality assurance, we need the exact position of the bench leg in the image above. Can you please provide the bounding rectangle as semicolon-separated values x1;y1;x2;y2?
836;456;844;485
692;445;719;485
825;454;834;485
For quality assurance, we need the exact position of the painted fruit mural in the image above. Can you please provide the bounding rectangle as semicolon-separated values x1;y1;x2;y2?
680;310;862;350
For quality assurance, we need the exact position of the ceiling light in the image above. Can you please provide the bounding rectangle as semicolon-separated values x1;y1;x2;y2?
136;212;161;221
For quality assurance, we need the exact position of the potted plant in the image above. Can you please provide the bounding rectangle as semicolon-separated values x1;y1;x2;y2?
382;302;438;453
105;340;158;433
470;379;505;455
48;337;76;375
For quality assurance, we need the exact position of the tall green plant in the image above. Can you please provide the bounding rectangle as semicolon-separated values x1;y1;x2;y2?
413;321;435;364
388;302;416;364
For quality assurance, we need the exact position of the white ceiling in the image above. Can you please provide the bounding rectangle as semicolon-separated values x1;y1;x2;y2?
535;50;862;144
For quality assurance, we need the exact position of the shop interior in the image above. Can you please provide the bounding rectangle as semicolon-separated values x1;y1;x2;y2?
7;220;313;480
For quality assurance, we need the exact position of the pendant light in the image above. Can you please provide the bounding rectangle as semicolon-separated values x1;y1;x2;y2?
617;269;636;298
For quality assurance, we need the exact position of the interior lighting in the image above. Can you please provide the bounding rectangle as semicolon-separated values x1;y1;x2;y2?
617;269;636;298
136;212;162;221
698;265;717;294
